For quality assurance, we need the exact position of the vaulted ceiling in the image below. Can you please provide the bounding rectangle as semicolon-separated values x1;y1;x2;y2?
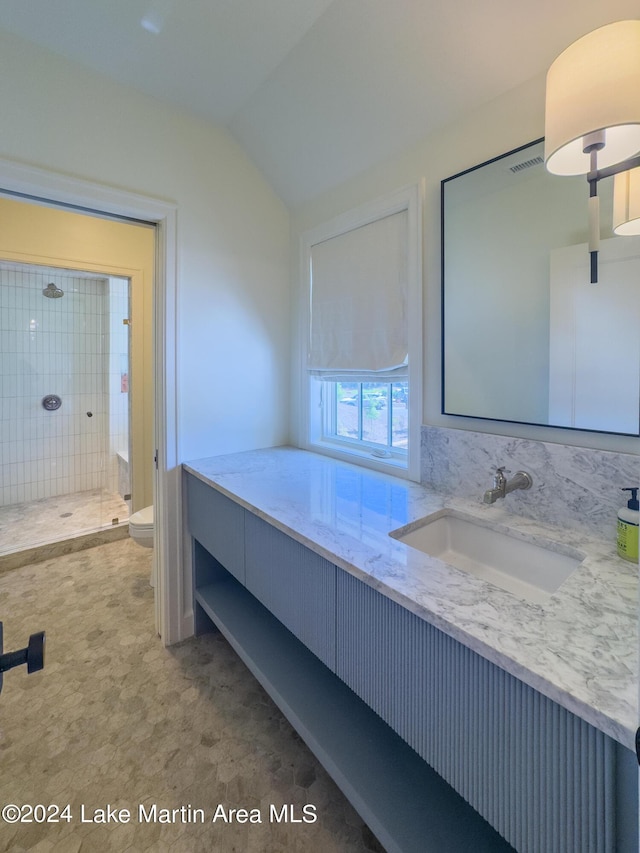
0;0;637;206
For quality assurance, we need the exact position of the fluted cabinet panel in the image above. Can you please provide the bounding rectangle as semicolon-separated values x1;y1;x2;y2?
245;512;336;670
186;474;245;583
336;571;617;853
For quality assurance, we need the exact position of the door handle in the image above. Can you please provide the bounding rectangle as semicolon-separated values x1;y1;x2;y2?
0;622;45;695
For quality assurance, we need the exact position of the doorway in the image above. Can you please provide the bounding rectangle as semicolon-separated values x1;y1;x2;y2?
0;156;180;644
0;192;155;568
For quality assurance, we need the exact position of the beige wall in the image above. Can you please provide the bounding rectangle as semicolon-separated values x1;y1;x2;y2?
0;30;291;469
0;196;155;509
291;74;638;455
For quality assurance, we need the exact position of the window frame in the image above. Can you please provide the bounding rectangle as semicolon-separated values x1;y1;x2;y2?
299;185;423;480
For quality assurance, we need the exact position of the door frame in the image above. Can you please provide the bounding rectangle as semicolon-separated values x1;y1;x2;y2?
0;157;182;645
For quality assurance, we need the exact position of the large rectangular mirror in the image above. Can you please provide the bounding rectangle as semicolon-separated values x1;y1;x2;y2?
441;138;640;436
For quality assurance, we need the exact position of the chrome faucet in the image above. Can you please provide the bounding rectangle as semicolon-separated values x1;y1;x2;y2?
483;467;532;504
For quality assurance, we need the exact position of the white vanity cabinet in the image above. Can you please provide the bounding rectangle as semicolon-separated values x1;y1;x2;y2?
185;470;637;853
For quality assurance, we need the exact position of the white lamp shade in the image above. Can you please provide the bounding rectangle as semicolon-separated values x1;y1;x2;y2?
545;20;640;175
613;166;640;235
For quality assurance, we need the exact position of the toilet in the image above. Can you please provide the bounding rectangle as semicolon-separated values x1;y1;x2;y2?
128;505;154;548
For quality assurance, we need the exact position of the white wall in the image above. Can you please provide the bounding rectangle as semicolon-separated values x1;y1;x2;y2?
290;74;638;455
0;31;291;465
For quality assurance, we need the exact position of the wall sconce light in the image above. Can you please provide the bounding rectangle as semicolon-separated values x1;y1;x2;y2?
544;20;640;282
613;166;640;235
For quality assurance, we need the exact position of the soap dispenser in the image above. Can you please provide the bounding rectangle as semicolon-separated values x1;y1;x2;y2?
617;487;639;562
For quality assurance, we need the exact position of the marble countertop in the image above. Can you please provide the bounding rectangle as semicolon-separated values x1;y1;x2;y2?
184;446;638;750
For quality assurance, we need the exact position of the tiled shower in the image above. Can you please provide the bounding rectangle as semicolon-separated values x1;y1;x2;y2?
0;261;131;556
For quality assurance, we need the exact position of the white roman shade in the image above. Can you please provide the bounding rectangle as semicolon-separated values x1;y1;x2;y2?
308;209;408;380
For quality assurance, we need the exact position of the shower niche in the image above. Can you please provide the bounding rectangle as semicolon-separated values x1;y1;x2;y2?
0;261;131;558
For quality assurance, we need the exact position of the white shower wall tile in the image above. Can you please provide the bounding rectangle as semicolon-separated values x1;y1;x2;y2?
421;425;640;540
0;264;120;508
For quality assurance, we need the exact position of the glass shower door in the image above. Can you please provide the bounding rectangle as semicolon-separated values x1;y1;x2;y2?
100;275;131;530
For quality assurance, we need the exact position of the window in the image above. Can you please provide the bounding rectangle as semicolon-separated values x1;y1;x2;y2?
323;381;409;457
300;186;422;478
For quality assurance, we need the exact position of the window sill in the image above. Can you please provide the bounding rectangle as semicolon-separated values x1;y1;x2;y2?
306;438;409;478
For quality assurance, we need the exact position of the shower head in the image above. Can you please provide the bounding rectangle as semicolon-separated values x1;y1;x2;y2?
43;283;64;298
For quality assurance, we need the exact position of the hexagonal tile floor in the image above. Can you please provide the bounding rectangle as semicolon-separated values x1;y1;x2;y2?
0;537;384;852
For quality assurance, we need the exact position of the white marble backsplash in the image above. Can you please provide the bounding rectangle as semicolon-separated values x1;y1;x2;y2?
421;426;640;541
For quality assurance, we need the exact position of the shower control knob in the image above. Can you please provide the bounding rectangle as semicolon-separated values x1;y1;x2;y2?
86;411;93;418
42;394;62;411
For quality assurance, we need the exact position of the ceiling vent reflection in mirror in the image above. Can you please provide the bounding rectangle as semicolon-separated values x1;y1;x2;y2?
509;156;544;174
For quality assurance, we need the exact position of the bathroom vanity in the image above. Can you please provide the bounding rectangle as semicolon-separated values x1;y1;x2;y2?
184;447;638;853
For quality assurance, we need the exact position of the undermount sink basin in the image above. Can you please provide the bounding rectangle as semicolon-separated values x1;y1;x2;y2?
390;510;585;604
